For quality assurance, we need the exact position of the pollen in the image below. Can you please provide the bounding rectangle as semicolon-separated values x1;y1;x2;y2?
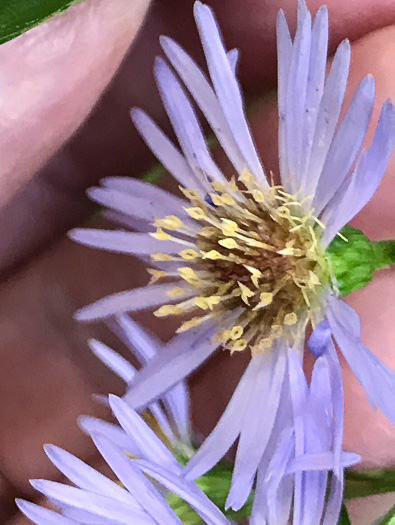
219;238;238;249
150;228;172;241
148;178;331;356
155;215;184;230
180;249;199;260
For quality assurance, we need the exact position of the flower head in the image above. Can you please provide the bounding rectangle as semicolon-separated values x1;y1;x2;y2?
71;0;394;356
69;0;395;514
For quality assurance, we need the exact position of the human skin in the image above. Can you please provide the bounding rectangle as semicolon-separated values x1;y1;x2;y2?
0;0;394;523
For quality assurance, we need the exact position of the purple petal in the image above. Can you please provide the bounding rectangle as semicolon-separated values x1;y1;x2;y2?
44;445;133;504
78;417;138;455
160;36;247;175
16;499;80;525
131;109;205;191
136;460;231;525
276;9;293;191
90;434;182;524
89;339;136;383
283;8;312;194
123;322;218;410
183;354;263;481
314;75;375;214
75;282;192;322
287;351;308;525
308;318;331;358
108;395;181;473
304;39;351;196
155;57;226;185
227;48;239;73
321;100;395;246
328;297;395;422
226;347;287;510
69;229;182;256
193;2;266;185
298;6;329;193
30;480;146;525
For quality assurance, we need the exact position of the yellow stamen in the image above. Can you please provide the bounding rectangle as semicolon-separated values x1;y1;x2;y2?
194;296;221;310
238;282;254;305
176;317;203;333
202;250;224;260
147;269;167;282
220;219;239;237
244;265;262;287
154;305;184;317
179;267;202;286
150;228;172;241
167;287;187;298
151;252;172;262
180;249;199;260
230;326;244;340
284;312;298;326
185;207;206;220
230;339;248;352
155;215;184;230
219;238;238;249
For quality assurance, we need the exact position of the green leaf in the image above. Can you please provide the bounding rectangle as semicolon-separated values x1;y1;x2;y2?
345;469;395;500
337;503;352;525
327;225;395;297
0;0;81;45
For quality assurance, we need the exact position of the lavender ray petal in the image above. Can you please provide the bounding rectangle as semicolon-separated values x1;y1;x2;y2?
321;100;395;246
43;445;134;504
30;480;145;525
110;314;161;363
131;108;206;192
184;354;263;481
87;188;166;225
227;48;239;73
328;300;395;423
75;282;192;322
88;339;136;383
258;428;295;525
313;75;375;214
108;395;181;473
123;322;218;411
60;506;124;525
283;9;312;194
101;176;187;208
155;57;226;185
194;2;266;185
287;451;360;473
160;36;247;174
304;39;351;196
226;348;287;511
322;474;343;525
90;434;182;524
288;351;308;525
308;318;332;358
298;6;329;193
110;315;191;441
69;229;183;256
16;500;81;525
276;9;293;192
78;417;139;455
136;460;231;525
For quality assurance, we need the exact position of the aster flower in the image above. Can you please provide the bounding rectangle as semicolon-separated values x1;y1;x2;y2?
16;395;232;525
70;0;395;512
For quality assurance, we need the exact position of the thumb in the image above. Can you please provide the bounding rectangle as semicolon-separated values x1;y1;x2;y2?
0;0;151;208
